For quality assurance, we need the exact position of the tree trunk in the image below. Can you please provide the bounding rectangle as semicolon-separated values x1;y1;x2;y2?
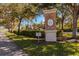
61;14;64;31
72;15;78;39
61;4;64;38
18;18;22;35
59;21;61;29
72;5;78;39
73;16;77;38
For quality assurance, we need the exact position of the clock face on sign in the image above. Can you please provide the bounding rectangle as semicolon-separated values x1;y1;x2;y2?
47;19;54;26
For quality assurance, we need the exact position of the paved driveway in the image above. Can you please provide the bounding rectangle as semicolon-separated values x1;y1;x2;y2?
0;32;28;56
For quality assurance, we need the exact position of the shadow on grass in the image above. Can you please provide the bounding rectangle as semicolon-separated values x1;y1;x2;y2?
6;32;79;56
12;39;79;56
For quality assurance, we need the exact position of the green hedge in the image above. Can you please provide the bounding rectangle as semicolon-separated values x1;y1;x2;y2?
63;29;79;32
13;30;45;38
77;29;79;32
57;30;62;37
63;29;73;32
14;30;66;38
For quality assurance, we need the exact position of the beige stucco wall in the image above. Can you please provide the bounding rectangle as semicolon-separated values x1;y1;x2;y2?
45;30;57;42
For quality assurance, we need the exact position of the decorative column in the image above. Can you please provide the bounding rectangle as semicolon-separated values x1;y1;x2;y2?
43;9;57;42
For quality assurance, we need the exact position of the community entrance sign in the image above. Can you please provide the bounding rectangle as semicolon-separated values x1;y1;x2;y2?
43;9;57;42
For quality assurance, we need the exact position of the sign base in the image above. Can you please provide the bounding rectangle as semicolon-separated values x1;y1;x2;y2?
45;30;57;42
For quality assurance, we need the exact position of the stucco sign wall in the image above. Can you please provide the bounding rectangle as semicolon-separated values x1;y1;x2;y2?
43;9;57;42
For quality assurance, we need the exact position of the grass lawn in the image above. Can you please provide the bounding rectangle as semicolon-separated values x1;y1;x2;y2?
5;32;79;56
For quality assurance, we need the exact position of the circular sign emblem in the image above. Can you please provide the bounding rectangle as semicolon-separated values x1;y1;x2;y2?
47;19;54;26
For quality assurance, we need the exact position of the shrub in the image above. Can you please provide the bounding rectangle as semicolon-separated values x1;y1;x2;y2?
63;29;72;32
77;29;79;32
57;30;62;37
13;30;45;38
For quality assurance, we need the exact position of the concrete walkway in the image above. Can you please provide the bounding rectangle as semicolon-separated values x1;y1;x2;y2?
0;32;28;56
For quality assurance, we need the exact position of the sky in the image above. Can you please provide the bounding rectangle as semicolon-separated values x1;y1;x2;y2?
21;15;45;26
